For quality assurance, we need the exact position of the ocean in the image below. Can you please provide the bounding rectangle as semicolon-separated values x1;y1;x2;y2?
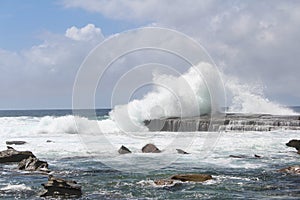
0;108;300;199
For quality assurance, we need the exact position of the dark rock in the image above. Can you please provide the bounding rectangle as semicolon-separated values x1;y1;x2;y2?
286;139;300;151
278;165;300;174
40;175;82;197
176;149;189;154
229;155;247;158
0;146;35;163
18;156;49;172
142;144;161;153
6;141;27;145
229;154;262;159
145;113;300;132
170;174;213;182
46;140;54;143
118;145;131;154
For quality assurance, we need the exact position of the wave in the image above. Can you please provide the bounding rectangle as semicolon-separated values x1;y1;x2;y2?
108;62;218;132
226;78;297;115
0;184;31;192
0;63;297;135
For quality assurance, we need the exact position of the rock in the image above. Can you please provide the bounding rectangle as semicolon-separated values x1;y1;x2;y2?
118;145;131;154
154;179;174;186
142;144;161;153
0;146;35;163
286;139;300;152
176;149;189;154
6;141;27;145
254;154;262;158
40;175;82;197
170;174;213;182
18;156;49;172
229;154;262;159
278;165;300;174
229;155;247;158
46;140;54;143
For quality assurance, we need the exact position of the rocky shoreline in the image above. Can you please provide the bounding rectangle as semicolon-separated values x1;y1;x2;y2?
0;146;82;198
145;113;300;132
1;127;300;198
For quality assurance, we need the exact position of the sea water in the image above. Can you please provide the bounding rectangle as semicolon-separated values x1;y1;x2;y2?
0;109;300;199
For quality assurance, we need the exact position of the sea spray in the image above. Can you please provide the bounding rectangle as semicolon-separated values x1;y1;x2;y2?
226;78;297;115
108;62;216;132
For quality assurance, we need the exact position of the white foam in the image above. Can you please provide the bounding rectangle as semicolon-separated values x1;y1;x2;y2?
108;62;218;132
0;184;31;191
226;78;297;115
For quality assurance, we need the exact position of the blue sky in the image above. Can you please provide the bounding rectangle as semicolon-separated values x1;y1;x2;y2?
1;0;300;110
0;0;140;50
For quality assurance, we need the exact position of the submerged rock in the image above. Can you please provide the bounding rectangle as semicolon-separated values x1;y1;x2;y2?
176;149;189;154
6;141;27;145
229;155;247;158
142;144;161;153
170;174;213;182
229;154;262;159
40;175;82;197
0;146;35;163
154;173;212;186
18;156;49;172
286;139;300;153
278;165;300;174
118;145;132;154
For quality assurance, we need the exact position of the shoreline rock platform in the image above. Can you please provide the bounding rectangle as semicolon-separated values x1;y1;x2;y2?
145;113;300;132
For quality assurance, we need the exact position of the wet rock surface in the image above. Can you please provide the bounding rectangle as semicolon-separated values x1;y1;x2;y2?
170;174;213;182
118;145;132;154
278;165;300;174
142;144;161;153
18;156;49;172
6;141;27;145
0;146;35;163
286;139;300;153
154;173;213;186
176;149;189;154
145;113;300;132
40;175;82;197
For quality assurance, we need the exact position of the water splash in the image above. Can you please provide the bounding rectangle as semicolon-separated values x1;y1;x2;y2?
226;78;297;115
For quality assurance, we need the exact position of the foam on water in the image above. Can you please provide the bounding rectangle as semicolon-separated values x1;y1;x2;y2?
0;184;32;191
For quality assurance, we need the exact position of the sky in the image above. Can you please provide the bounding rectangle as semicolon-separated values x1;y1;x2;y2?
0;0;300;109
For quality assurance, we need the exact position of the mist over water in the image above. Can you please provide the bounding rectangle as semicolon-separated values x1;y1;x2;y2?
226;78;297;115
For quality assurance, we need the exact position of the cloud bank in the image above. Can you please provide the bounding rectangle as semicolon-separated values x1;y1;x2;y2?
0;24;104;109
62;0;300;105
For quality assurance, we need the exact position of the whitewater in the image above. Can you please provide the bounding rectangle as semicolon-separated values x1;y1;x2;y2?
0;62;299;199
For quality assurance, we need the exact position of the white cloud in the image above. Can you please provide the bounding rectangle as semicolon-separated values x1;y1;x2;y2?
0;24;104;109
60;0;300;105
65;24;103;41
